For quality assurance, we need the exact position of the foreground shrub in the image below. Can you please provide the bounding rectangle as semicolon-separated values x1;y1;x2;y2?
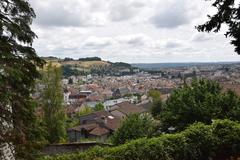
111;114;156;145
38;119;240;160
160;79;240;132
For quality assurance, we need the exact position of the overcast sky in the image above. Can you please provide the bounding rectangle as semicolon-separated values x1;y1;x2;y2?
29;0;240;63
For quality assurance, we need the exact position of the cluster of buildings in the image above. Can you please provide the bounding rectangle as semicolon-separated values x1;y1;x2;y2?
62;74;177;142
67;102;149;142
62;74;177;117
44;63;240;142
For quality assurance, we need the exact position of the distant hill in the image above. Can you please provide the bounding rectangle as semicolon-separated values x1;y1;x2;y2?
41;56;60;61
42;57;137;77
60;60;110;69
132;62;240;70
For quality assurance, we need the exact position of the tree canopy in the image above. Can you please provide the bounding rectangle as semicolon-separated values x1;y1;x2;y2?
160;79;240;132
148;90;163;117
40;63;66;144
198;0;240;54
111;114;156;145
94;103;105;111
0;0;44;159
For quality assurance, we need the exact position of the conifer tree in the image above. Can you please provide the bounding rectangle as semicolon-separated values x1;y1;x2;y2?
0;0;44;159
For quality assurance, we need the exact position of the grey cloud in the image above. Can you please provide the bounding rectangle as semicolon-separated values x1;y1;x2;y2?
30;0;106;27
31;1;80;27
83;41;111;49
150;1;191;28
82;37;114;49
127;37;145;46
165;41;182;49
116;34;149;47
192;33;211;42
109;0;145;21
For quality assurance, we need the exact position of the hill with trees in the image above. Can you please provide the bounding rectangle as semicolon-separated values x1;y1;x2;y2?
41;57;138;77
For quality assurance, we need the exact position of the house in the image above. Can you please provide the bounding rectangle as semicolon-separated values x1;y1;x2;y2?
79;91;92;96
109;102;147;119
112;87;131;98
79;110;111;125
101;90;113;100
67;111;121;142
68;94;87;104
67;102;149;142
103;98;130;110
65;104;81;117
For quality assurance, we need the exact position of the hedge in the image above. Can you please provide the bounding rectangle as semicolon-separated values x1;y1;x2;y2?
39;119;240;160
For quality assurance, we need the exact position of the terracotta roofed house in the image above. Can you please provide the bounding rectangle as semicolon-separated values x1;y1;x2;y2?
67;111;121;142
109;101;147;119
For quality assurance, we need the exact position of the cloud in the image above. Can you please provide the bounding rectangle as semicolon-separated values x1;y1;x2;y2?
191;33;211;42
116;34;151;46
29;0;240;63
30;0;148;27
150;0;197;28
165;41;183;49
109;0;146;21
30;0;108;27
82;36;114;49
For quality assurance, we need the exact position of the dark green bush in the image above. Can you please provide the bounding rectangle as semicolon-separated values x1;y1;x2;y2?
38;119;240;160
160;79;240;132
111;114;156;145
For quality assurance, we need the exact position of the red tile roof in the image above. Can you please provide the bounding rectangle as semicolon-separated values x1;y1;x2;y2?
115;102;146;115
89;126;109;136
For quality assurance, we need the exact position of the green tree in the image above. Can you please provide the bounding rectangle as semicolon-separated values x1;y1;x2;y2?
77;106;94;117
197;0;240;54
40;63;66;143
0;0;45;159
111;114;156;145
151;100;163;118
94;103;104;111
148;90;163;118
148;89;161;102
160;79;240;132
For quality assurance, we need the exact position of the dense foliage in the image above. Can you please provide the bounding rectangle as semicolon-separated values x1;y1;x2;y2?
62;65;86;77
198;0;240;54
94;103;105;111
111;114;156;145
39;119;240;160
0;0;44;159
40;63;66;143
78;57;102;61
148;90;163;118
110;62;132;68
148;89;161;101
151;100;163;118
159;79;240;132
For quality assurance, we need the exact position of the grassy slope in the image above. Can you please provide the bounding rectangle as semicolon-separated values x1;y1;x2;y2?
60;60;110;69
